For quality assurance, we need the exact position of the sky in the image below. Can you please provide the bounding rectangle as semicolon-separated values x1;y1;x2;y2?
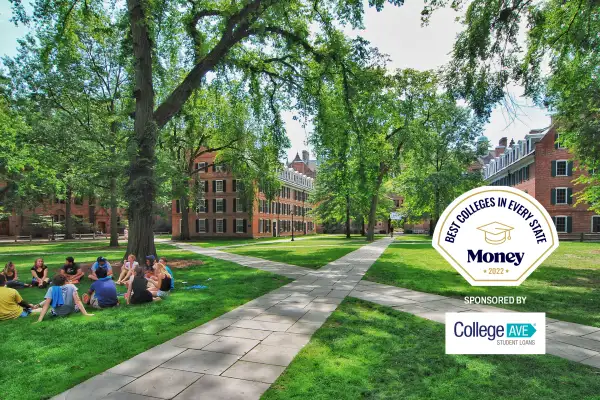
0;1;550;163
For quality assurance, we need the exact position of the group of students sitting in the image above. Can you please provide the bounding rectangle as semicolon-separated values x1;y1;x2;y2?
0;254;175;322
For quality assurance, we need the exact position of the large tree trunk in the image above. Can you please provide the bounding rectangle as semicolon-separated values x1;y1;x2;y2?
366;163;387;242
360;215;365;236
125;0;157;260
345;194;351;238
110;176;119;247
65;186;73;239
430;187;440;237
180;194;191;241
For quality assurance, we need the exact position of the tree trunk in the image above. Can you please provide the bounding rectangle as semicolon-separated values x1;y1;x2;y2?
180;194;191;241
125;0;157;260
360;215;365;236
430;187;440;237
65;186;73;239
109;176;119;247
345;194;351;239
366;163;387;242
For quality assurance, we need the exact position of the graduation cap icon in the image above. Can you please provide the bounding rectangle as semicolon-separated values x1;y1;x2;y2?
477;222;514;245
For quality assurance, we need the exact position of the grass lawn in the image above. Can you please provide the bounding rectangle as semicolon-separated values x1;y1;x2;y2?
224;237;370;269
263;298;600;400
364;241;600;327
0;241;290;400
394;233;432;242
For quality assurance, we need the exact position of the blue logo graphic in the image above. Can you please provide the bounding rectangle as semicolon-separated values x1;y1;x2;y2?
506;323;537;338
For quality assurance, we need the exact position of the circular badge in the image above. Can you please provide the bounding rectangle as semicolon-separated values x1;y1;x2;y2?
432;186;559;286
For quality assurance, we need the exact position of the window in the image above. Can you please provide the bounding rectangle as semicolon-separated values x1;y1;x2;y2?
216;164;226;172
176;200;181;213
236;198;244;212
236;219;244;233
196;162;207;172
216;219;224;233
556;188;568;205
556;160;568;176
592;216;600;233
196;219;206;233
215;199;224;212
259;219;263;233
215;180;224;192
554;216;567;233
556;133;566;149
197;199;207;213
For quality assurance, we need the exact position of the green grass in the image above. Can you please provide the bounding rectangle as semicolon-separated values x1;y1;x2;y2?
0;241;291;400
224;237;369;269
394;233;432;242
263;298;600;400
364;241;600;327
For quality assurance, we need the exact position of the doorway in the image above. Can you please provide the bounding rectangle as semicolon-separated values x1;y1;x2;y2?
98;221;106;233
272;222;277;237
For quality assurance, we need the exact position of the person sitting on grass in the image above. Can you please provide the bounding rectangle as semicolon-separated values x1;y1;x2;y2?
126;265;160;305
159;257;175;290
31;258;49;289
144;255;156;277
35;275;93;322
147;262;172;298
117;254;138;285
88;257;113;281
61;257;84;284
82;268;118;309
0;274;34;320
3;261;31;289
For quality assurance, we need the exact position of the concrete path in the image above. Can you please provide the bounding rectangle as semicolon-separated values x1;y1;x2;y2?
350;280;600;369
53;238;394;400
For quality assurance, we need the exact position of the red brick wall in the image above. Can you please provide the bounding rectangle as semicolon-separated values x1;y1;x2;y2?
172;152;315;239
533;127;596;233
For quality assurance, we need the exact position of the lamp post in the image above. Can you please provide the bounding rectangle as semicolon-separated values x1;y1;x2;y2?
291;212;295;242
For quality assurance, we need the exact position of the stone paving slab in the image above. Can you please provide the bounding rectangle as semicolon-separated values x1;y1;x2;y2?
215;326;273;340
106;344;187;378
168;333;220;350
52;372;135;400
262;332;312;349
232;319;293;332
162;350;241;375
241;344;301;366
202;336;260;355
119;368;202;399
101;393;162;400
173;375;270;400
222;361;286;383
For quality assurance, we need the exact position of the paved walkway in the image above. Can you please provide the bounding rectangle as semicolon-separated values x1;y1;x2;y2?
350;280;600;368
53;238;394;400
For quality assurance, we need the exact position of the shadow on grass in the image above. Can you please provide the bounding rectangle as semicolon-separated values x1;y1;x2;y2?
263;298;600;400
0;258;291;400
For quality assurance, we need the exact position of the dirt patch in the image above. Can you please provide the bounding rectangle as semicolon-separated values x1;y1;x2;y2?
552;276;600;288
591;250;600;255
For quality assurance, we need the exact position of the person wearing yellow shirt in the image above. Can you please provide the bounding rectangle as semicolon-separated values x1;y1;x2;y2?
0;274;34;320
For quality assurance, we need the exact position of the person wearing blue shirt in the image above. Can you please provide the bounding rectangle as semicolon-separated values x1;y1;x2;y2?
83;267;118;309
88;257;113;281
159;257;175;290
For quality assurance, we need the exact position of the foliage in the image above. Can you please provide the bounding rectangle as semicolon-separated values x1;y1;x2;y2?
425;0;600;211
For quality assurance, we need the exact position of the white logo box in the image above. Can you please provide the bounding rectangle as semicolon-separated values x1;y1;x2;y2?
445;312;546;355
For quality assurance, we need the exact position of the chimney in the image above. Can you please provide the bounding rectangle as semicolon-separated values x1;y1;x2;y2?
302;150;309;164
499;137;507;147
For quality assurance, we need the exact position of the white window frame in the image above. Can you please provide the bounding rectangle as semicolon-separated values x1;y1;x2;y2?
236;219;244;233
556;187;568;205
216;219;224;233
556;160;568;176
197;162;207;172
196;199;206;213
215;164;225;173
259;218;263;233
215;180;224;193
197;219;206;233
556;133;566;149
592;216;600;233
555;215;568;233
236;198;244;212
216;198;224;213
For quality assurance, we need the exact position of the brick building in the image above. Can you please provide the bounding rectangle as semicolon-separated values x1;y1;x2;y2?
481;126;599;236
171;152;316;239
0;193;121;237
